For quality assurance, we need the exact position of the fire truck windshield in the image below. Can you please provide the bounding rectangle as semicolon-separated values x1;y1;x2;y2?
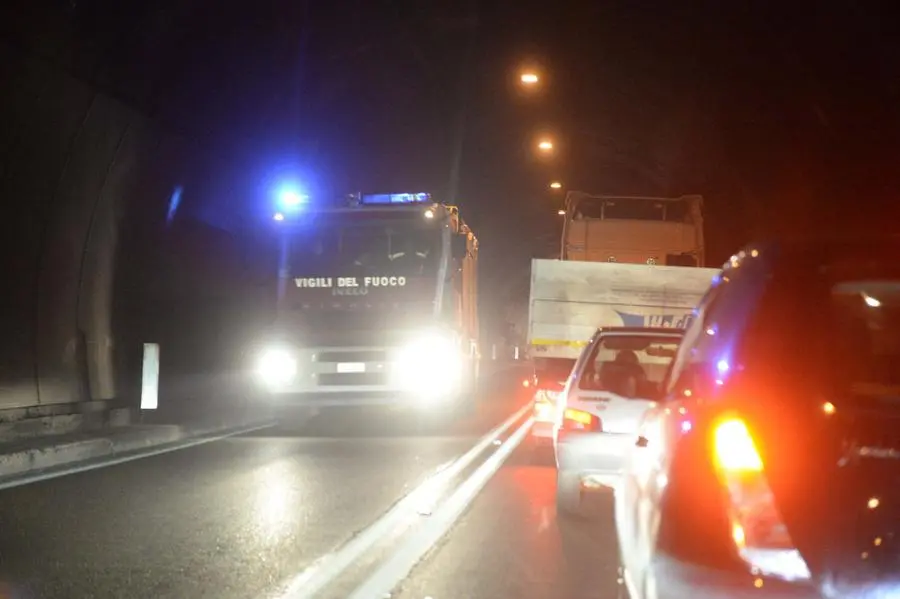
286;214;441;278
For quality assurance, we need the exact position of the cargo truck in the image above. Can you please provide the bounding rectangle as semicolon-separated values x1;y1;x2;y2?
529;191;719;377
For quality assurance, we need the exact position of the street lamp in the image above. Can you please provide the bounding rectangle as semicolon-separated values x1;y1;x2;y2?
557;209;566;215
549;181;562;189
520;72;539;85
537;139;554;152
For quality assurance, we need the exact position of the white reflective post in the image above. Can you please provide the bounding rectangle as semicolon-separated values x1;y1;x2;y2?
141;343;160;410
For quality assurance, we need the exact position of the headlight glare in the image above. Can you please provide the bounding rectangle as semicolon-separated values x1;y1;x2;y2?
256;346;297;387
394;331;462;396
398;332;458;368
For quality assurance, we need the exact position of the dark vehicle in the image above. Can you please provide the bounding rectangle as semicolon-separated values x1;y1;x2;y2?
616;237;900;599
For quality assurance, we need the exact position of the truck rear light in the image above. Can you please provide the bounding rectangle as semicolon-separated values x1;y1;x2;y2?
534;388;560;404
561;408;601;432
711;416;811;582
533;388;561;421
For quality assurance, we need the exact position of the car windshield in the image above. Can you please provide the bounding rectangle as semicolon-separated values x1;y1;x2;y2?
740;255;900;401
579;334;681;396
831;281;900;389
287;218;440;277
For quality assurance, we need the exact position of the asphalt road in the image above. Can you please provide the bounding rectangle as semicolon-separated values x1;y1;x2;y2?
0;370;624;599
390;444;622;599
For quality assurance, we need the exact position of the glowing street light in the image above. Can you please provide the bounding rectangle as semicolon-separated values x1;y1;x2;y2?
557;209;566;215
537;139;554;152
520;72;540;85
549;181;562;189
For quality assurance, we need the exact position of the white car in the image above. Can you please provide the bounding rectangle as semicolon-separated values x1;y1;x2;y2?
553;326;684;516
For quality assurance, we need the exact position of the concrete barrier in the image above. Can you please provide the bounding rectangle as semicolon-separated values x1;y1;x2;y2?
0;412;272;487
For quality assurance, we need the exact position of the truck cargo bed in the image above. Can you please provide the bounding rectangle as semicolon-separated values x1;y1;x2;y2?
527;259;719;360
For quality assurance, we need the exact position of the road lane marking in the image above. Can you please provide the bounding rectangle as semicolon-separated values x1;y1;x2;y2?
537;505;552;534
274;403;531;599
0;421;274;492
346;416;534;599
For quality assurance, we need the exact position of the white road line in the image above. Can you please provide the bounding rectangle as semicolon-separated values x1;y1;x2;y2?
346;416;534;599
274;403;531;599
0;421;274;492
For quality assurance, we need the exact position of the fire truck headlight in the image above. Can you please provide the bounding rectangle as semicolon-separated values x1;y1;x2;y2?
256;346;297;387
395;331;462;396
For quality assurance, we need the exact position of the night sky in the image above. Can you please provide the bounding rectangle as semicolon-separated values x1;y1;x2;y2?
8;0;900;331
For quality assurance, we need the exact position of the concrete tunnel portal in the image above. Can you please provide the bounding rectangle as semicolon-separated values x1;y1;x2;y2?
0;7;273;435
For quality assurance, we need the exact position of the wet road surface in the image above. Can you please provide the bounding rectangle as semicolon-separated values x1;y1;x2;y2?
0;374;624;599
389;445;621;599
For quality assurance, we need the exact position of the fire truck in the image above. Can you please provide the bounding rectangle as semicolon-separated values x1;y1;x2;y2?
252;192;479;415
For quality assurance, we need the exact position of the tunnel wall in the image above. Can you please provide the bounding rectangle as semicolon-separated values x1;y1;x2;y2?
2;43;157;410
0;41;268;413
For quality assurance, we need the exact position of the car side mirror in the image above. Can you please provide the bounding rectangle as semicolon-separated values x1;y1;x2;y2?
452;235;468;260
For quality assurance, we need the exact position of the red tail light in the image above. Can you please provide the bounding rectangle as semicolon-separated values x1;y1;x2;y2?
711;416;810;582
561;408;601;432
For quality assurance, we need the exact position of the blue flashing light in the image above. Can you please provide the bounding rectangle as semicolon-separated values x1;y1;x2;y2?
273;212;285;221
714;358;731;387
166;185;183;225
275;183;309;212
360;192;432;205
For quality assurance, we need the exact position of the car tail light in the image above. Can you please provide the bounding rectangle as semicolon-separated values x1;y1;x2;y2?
711;416;811;582
561;408;601;432
713;419;763;472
